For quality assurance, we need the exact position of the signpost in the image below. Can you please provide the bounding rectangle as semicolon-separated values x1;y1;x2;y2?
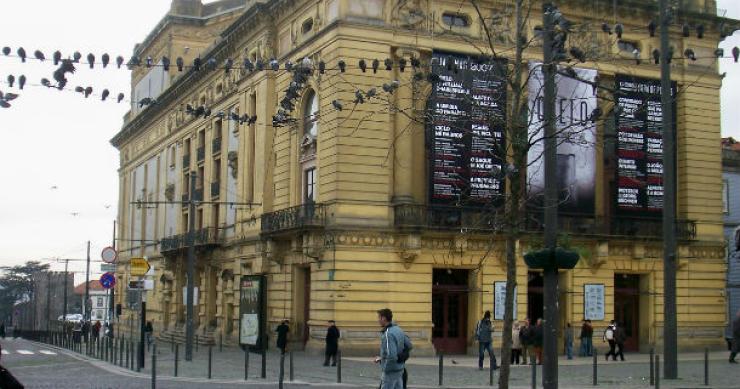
100;263;116;273
100;272;116;289
130;258;151;276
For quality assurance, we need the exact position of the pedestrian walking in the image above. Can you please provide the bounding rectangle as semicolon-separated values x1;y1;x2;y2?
0;322;6;339
603;320;617;361
564;323;573;360
276;320;289;354
324;320;340;366
374;308;411;389
511;321;522;365
105;322;114;338
92;321;101;341
730;310;740;363
520;318;532;363
579;319;593;357
145;321;154;351
475;311;497;371
532;319;543;365
82;320;90;343
614;323;626;361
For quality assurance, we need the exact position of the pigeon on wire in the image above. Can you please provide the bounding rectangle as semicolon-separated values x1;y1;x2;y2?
177;57;184;72
18;75;26;90
41;78;51;87
73;51;82;63
138;97;156;108
102;89;110;101
7;75;15;88
34;50;45;62
87;53;95;69
2;47;10;56
52;59;76;89
116;56;124;68
17;47;26;62
53;51;62;65
102;53;110;68
117;93;125;103
0;90;19;108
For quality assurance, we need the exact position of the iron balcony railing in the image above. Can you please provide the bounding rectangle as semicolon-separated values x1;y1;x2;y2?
261;203;326;234
197;146;206;162
211;181;220;198
393;204;697;240
212;137;222;155
182;154;190;170
160;227;223;254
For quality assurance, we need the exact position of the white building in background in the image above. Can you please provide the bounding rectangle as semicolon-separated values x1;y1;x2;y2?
74;281;111;322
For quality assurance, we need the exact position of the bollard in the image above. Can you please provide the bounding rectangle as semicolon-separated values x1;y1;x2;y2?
208;346;213;379
655;355;660;389
119;338;124;367
261;348;266;379
173;343;179;377
244;348;249;381
438;353;443;386
650;348;654;386
593;347;598;386
337;350;342;383
531;355;536;389
113;339;117;365
151;343;157;389
704;348;709;386
289;351;294;381
125;341;129;369
279;352;285;389
489;354;494;386
130;342;136;371
171;333;175;352
219;334;223;352
105;338;109;362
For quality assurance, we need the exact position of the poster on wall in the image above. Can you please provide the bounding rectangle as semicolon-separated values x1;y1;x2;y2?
239;275;265;348
614;75;675;215
493;281;517;320
428;51;508;206
583;284;605;321
527;63;598;214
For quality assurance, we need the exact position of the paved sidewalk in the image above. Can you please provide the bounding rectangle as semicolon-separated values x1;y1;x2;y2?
34;337;740;388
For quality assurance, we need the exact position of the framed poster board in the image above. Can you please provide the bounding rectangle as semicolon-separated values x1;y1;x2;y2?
583;284;605;321
239;275;266;349
493;281;517;320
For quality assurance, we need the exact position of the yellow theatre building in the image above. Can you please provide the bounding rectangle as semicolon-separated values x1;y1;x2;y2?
112;0;738;355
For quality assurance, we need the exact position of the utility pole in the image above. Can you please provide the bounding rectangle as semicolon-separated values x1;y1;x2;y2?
659;0;678;379
84;241;91;322
541;3;559;388
111;221;116;322
63;259;69;323
46;272;51;334
185;173;197;361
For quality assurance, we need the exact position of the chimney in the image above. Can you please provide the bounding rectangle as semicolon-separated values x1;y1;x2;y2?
170;0;203;17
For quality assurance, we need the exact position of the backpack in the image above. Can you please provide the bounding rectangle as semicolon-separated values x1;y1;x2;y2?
605;327;614;341
475;321;481;340
397;334;412;363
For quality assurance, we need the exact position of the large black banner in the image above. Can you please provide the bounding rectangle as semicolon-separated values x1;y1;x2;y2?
614;75;676;215
428;51;507;206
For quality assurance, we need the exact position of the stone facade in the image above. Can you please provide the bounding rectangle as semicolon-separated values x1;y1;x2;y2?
112;0;737;355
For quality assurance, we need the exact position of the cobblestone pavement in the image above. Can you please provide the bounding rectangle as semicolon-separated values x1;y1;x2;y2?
12;336;740;388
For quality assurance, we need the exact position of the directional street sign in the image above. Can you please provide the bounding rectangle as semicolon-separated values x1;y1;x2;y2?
99;272;116;289
101;246;118;264
130;257;151;276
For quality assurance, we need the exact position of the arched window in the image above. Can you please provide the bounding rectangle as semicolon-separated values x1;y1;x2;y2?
303;90;319;139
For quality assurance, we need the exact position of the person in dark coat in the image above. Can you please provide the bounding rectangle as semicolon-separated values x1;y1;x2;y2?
730;310;740;363
0;322;6;339
324;320;340;366
276;320;289;354
579;319;593;357
614;323;626;361
532;319;543;365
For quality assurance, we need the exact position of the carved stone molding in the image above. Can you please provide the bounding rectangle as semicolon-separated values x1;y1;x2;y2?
397;234;421;269
584;241;607;273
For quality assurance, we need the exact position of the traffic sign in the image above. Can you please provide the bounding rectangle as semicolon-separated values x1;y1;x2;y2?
130;257;151;276
100;272;116;289
100;263;116;273
101;246;118;264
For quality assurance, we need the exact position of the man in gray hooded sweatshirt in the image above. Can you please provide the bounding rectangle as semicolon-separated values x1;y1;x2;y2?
375;308;411;389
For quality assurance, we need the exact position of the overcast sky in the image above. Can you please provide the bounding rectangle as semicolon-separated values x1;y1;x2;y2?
0;1;739;282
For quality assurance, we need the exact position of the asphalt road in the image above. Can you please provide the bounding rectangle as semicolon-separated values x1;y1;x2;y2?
0;337;369;389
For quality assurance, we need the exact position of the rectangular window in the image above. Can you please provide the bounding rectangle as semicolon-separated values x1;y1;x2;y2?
442;13;470;27
724;179;730;214
97;297;104;307
304;168;316;203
